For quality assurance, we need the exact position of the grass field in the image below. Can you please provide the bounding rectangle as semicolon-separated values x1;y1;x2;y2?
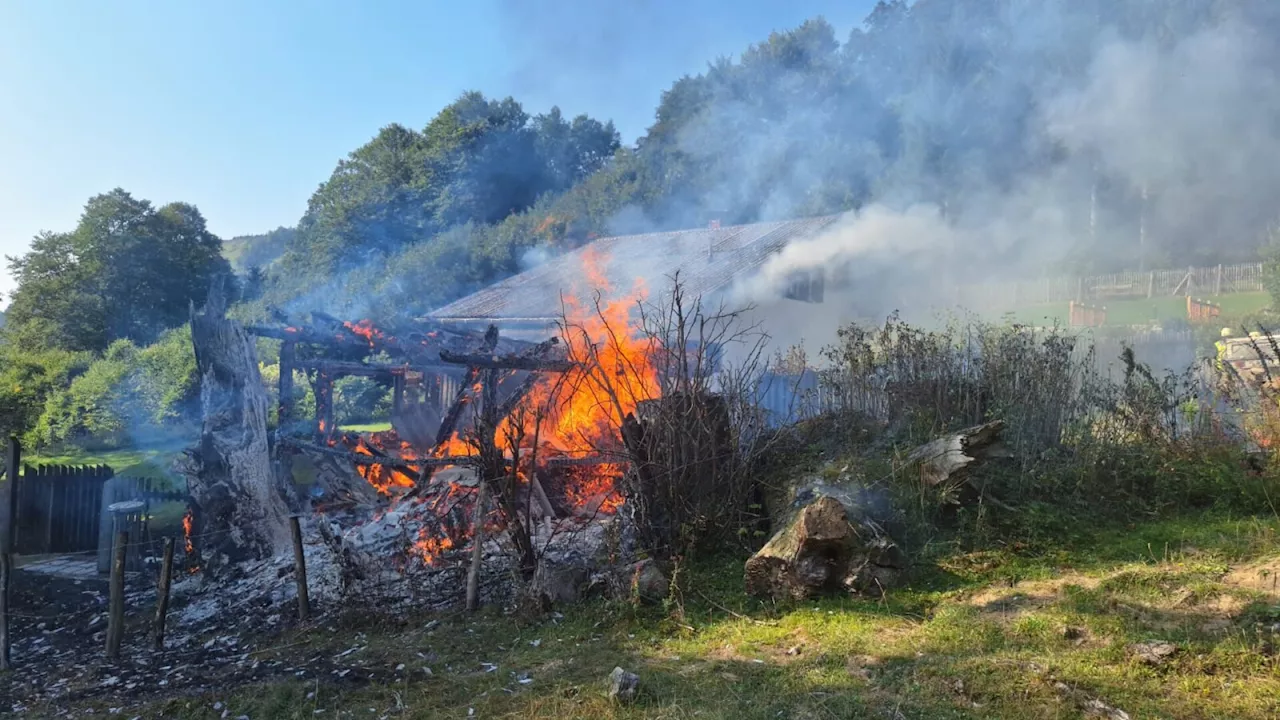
28;443;188;483
1002;292;1271;327
339;421;393;433
73;509;1280;719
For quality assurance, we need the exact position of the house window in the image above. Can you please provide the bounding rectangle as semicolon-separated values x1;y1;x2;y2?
784;270;825;304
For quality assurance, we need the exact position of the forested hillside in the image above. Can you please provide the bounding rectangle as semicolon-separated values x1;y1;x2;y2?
5;0;1280;455
268;0;1280;317
222;226;294;272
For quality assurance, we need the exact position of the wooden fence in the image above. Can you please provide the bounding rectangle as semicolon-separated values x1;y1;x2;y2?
14;464;114;556
957;262;1265;308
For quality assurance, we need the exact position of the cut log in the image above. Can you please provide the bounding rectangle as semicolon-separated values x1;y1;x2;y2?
182;278;294;575
745;495;901;601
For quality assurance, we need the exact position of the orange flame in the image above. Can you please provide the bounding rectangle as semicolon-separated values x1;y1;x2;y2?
353;436;417;495
490;246;659;511
344;319;384;348
182;509;194;554
413;529;455;565
337;246;661;556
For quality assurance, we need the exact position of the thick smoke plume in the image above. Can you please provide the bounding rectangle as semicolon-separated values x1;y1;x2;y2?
733;9;1280;329
736;10;1280;326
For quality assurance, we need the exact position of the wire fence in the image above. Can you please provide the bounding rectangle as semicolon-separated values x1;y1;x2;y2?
957;262;1265;308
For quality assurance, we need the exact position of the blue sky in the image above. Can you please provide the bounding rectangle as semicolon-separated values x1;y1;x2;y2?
0;0;872;301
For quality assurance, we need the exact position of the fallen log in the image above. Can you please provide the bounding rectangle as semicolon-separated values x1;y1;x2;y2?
904;420;1014;509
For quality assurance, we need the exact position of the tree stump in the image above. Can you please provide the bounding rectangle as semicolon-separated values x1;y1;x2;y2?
182;279;293;574
745;495;901;601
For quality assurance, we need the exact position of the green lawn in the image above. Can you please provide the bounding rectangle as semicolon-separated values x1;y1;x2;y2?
67;509;1280;719
27;444;187;483
1002;291;1271;327
339;421;392;433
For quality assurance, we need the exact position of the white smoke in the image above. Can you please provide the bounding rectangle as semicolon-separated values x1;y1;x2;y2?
739;15;1280;318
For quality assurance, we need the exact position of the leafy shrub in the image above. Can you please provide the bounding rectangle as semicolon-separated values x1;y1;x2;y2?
333;376;392;426
31;326;203;451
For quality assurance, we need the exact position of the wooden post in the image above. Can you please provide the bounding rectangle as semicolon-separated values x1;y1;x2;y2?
0;548;9;671
1216;264;1224;296
1147;270;1155;299
315;371;334;442
278;340;296;429
392;374;405;417
106;530;127;660
2;438;19;553
277;341;297;490
530;473;556;520
97;477;119;574
289;516;310;621
153;537;174;651
1;437;19;670
465;480;488;612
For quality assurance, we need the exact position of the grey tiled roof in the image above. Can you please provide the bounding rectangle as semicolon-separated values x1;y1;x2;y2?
429;214;844;321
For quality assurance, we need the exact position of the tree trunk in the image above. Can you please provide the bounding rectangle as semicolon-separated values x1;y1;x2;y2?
182;279;293;574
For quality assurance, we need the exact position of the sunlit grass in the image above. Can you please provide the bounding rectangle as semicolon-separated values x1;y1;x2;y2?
62;510;1277;719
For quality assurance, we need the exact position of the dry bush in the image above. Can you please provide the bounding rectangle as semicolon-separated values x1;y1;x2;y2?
815;314;1236;506
555;274;778;560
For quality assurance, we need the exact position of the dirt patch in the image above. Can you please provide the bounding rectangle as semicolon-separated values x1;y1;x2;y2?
964;575;1101;620
1223;557;1280;599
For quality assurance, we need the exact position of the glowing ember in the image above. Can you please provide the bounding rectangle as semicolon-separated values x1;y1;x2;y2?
413;528;455;564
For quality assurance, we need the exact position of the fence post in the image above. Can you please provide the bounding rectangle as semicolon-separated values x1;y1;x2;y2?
289;516;310;621
0;438;19;671
1215;264;1224;296
154;537;174;651
106;531;127;659
97;477;119;574
466;480;489;612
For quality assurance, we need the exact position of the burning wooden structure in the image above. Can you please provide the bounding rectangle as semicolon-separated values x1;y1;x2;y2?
234;304;644;594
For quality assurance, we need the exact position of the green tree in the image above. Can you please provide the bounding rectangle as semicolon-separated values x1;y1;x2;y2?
6;189;230;352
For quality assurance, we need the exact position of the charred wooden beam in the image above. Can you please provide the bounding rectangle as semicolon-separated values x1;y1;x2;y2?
277;436;479;468
245;324;367;346
407;327;503;497
438;350;575;372
544;455;627;467
296;359;455;376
